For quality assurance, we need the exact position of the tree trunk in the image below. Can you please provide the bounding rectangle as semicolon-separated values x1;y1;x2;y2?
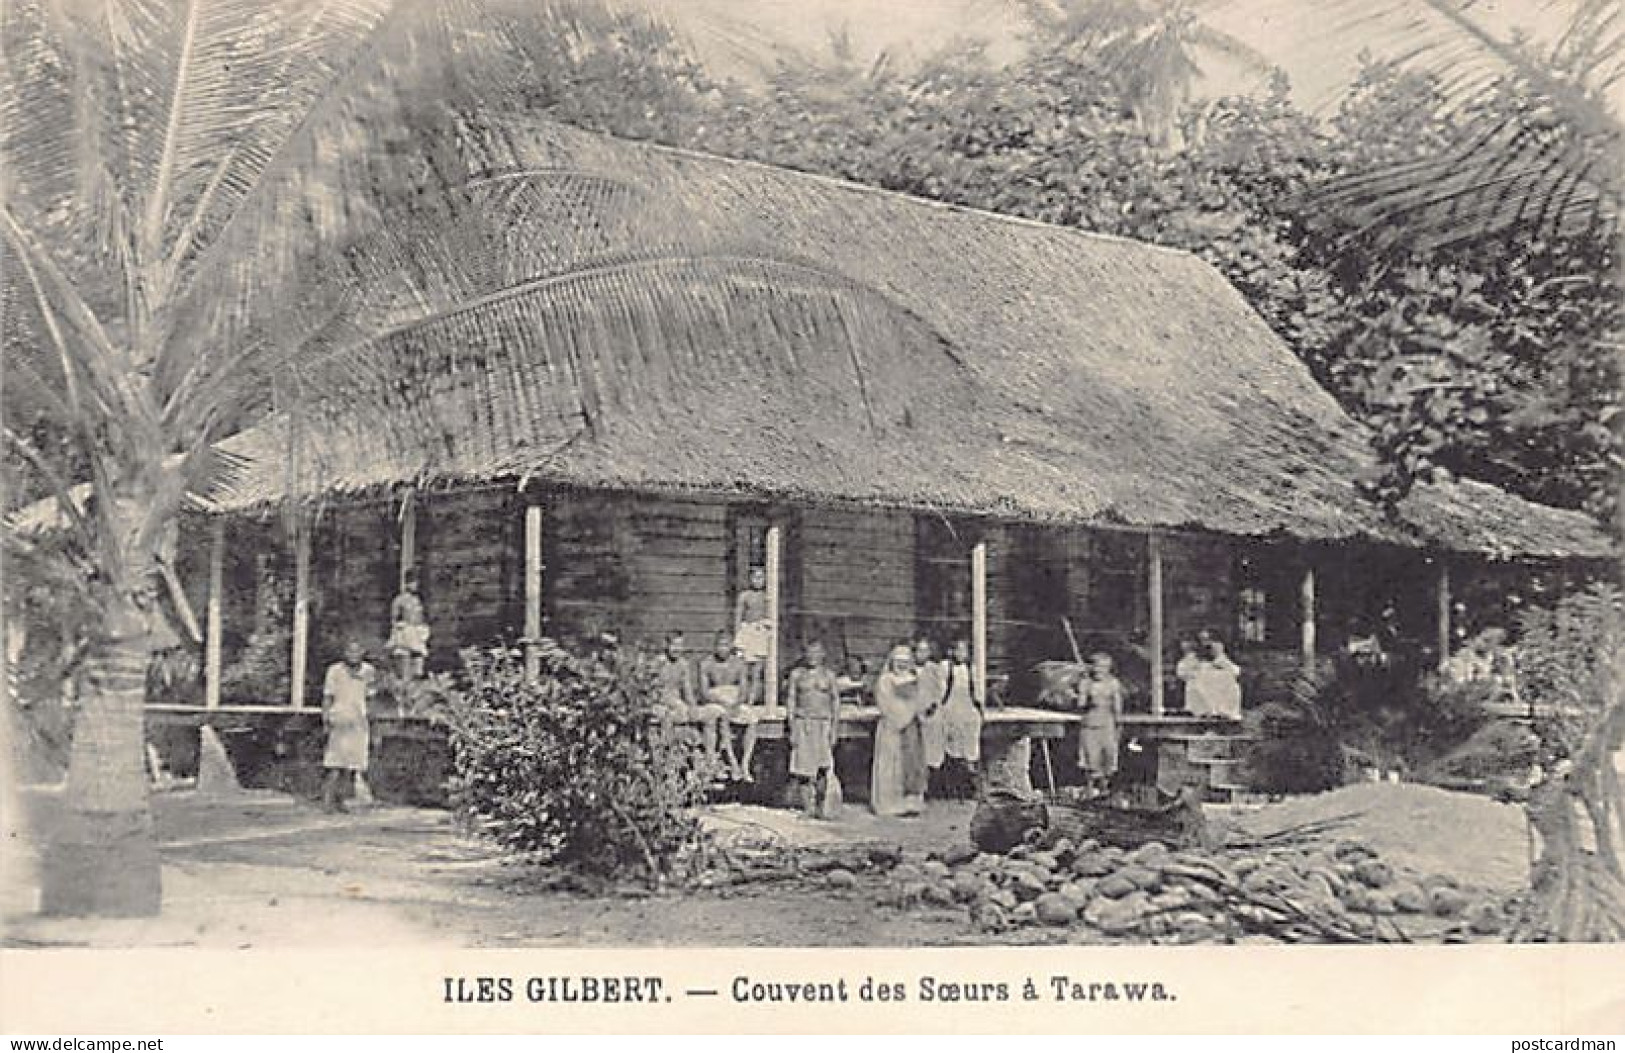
39;596;161;916
1509;674;1625;943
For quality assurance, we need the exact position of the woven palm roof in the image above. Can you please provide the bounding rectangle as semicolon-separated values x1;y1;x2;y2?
15;118;1612;560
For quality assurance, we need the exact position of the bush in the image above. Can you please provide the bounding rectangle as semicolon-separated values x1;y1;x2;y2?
439;640;716;883
374;667;453;719
1244;673;1363;794
1420;719;1542;788
1246;655;1496;793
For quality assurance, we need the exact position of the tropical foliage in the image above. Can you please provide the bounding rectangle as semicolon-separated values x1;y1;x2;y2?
439;642;714;883
3;0;1619;920
2;0;410;915
511;1;1622;524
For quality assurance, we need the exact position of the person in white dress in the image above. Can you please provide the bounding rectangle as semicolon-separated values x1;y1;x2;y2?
1187;636;1243;720
322;639;375;812
871;645;926;817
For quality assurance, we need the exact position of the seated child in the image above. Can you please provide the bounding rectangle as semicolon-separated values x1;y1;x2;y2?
386;581;430;679
698;630;757;782
653;632;725;769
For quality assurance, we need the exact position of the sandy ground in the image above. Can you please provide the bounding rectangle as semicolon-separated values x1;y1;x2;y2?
2;790;997;949
4;777;1567;949
2;743;1614;949
1225;781;1534;893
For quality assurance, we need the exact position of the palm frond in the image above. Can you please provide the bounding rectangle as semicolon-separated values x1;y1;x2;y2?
0;212;144;444
1307;0;1622;250
214;249;961;504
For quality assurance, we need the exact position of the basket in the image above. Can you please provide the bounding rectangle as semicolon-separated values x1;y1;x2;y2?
1041;784;1208;850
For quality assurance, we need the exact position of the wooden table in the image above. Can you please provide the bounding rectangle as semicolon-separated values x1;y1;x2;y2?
144;701;1082;797
747;704;1077;741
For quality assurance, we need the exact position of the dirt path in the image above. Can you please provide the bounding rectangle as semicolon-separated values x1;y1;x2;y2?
3;790;992;949
0;779;1567;949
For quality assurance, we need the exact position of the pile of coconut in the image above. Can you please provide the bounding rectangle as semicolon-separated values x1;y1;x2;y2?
813;832;1514;944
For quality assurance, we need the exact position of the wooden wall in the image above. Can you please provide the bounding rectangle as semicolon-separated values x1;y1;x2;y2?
544;490;732;651
794;506;916;667
262;484;1343;711
418;488;523;667
309;500;397;679
1162;533;1235;646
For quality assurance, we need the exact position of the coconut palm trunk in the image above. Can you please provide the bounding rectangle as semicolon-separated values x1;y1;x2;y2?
41;589;160;916
3;0;403;917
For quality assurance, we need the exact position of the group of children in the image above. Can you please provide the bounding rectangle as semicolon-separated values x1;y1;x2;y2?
651;623;991;820
652;629;763;782
1052;632;1247;796
653;561;1245;813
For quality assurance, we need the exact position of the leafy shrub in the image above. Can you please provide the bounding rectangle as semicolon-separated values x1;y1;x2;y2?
1246;655;1496;793
374;667;453;719
439;640;716;883
1244;673;1367;794
1421;719;1542;788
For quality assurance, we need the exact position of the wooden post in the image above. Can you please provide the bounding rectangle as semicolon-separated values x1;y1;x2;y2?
971;539;988;704
290;518;311;708
398;487;417;591
524;502;543;679
764;522;782;709
1147;532;1165;716
1300;561;1317;680
204;518;225;710
1436;555;1452;667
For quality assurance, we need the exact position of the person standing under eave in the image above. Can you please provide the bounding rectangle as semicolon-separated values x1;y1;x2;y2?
786;640;842;818
321;639;376;813
938;637;985;795
1075;651;1124;797
872;644;927;817
734;566;774;707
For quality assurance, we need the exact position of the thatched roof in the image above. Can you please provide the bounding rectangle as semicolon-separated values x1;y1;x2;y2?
14;119;1613;560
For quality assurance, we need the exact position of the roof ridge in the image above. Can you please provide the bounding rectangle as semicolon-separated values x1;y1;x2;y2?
512;115;1204;263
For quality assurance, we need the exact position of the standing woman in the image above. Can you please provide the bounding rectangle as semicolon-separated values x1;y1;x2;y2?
913;636;948;776
939;638;984;792
786;640;842;818
321;639;375;813
872;644;926;816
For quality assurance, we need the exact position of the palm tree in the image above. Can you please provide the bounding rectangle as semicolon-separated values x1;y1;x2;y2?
1;0;415;916
1309;0;1622;251
1304;0;1623;942
2;0;927;917
1019;0;1273;146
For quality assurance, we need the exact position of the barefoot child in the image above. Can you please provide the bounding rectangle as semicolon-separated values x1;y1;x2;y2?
321;639;376;813
699;630;757;781
654;632;725;768
1075;651;1124;796
786;640;842;818
734;567;773;706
